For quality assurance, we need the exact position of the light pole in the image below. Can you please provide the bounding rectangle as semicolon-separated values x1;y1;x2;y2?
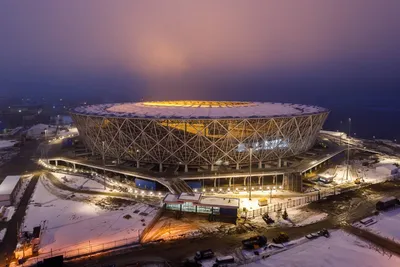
249;147;253;201
102;140;106;190
346;118;351;181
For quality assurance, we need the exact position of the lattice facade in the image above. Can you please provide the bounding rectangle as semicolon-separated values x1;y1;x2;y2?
71;112;329;170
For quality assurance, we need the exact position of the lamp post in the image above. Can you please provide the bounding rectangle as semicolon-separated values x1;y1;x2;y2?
102;140;106;190
346;118;351;181
249;147;253;201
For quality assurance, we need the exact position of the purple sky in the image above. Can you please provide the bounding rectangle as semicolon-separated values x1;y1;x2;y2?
0;0;399;105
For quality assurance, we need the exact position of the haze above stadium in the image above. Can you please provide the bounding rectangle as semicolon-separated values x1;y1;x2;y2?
0;0;399;106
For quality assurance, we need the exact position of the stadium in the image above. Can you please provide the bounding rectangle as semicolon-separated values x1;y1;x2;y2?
70;101;329;173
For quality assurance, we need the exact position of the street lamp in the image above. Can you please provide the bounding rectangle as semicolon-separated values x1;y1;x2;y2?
102;140;106;190
346;118;351;181
249;147;253;201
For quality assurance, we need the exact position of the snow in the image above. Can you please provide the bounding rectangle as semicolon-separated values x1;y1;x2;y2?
376;164;398;176
0;175;20;196
0;228;6;243
27;124;57;138
12;175;32;208
249;207;328;228
73;102;328;119
244;230;400;267
164;194;180;203
295;212;328;227
23;175;158;255
354;208;400;244
200;196;240;208
0;206;15;221
3;206;15;221
179;192;202;202
0;140;19;149
52;172;112;192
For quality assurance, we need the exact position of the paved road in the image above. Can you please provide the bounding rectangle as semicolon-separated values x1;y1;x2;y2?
0;174;40;266
0;140;40;179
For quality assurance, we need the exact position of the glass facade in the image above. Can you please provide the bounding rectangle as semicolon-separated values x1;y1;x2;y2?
166;202;222;215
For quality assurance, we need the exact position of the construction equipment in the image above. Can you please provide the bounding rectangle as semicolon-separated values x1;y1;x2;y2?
242;235;267;249
262;213;275;225
194;249;214;261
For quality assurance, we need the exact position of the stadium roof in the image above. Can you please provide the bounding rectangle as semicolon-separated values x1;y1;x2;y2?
71;101;328;119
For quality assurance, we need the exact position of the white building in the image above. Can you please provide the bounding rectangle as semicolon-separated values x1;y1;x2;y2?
0;175;22;206
375;164;398;177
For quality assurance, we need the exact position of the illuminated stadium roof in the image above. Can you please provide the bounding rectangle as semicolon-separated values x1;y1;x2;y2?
72;101;328;119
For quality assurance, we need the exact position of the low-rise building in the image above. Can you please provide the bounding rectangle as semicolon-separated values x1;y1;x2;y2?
163;192;239;223
0;175;22;206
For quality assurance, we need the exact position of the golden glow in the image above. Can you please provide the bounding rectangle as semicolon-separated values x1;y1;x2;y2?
142;101;252;108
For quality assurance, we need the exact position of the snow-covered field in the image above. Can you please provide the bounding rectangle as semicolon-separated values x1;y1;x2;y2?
354;208;400;244
244;230;400;267
249;207;328;228
0;139;19;149
23;175;159;255
52;172;112;193
0;228;6;243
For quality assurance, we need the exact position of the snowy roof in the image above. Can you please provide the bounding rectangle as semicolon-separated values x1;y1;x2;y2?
198;196;240;209
178;192;202;202
163;193;181;203
0;140;19;149
71;101;328;119
0;176;21;196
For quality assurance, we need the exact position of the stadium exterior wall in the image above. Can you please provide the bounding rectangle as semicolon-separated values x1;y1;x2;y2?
70;110;329;170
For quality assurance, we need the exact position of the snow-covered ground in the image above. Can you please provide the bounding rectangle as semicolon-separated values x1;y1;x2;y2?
354;208;400;244
13;175;33;207
0;228;6;243
0;206;15;221
353;155;400;183
243;230;400;267
248;207;328;228
27;124;58;139
0;139;19;149
23;175;159;255
51;172;113;193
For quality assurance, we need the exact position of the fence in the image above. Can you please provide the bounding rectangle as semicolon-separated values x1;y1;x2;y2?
19;235;141;266
139;204;166;243
244;175;397;218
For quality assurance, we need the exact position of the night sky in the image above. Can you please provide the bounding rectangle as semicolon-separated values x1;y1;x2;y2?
0;1;399;138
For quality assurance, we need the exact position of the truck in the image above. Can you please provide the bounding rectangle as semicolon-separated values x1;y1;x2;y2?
376;196;399;211
242;235;267;249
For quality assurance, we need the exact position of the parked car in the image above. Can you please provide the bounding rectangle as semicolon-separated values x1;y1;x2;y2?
194;249;215;261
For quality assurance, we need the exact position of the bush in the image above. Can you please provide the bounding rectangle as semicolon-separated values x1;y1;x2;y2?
282;209;288;220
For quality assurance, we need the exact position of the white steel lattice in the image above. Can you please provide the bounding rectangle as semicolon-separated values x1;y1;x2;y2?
71;112;329;169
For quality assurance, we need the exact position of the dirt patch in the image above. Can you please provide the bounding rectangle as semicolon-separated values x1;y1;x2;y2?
95;197;137;210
